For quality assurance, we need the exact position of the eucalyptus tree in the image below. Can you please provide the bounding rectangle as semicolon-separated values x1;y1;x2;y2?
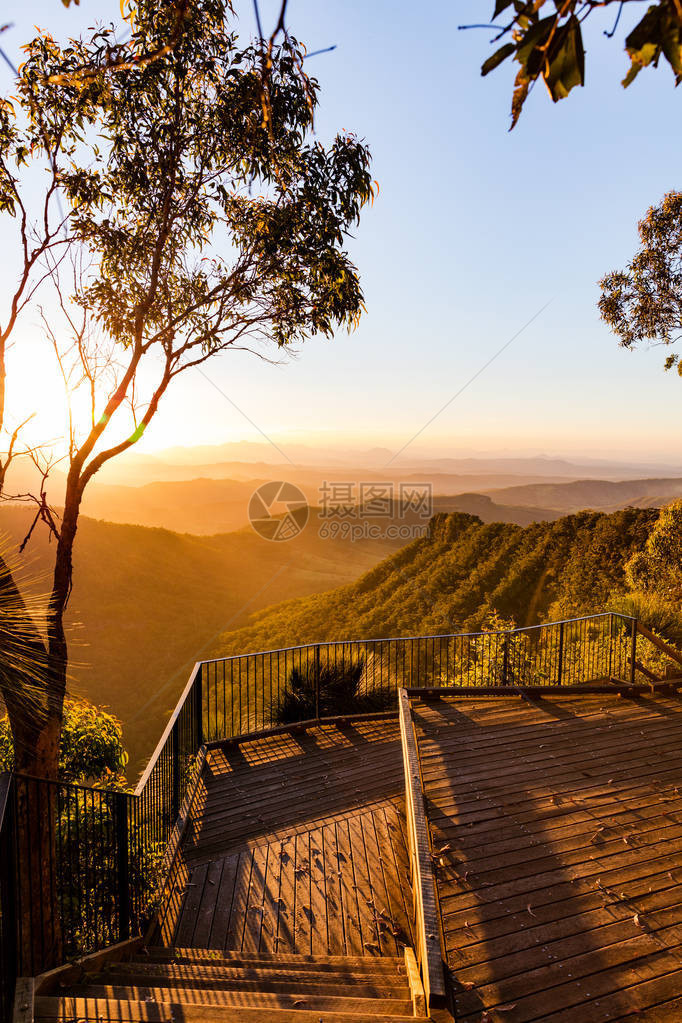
599;192;682;374
0;0;374;782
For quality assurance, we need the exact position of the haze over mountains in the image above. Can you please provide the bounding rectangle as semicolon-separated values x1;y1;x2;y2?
6;442;681;535
5;440;682;776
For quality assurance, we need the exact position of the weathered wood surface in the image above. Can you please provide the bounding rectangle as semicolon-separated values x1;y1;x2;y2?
160;719;414;959
399;689;446;1008
412;690;682;1021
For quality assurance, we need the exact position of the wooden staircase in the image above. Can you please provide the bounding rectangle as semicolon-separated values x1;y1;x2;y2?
34;946;432;1021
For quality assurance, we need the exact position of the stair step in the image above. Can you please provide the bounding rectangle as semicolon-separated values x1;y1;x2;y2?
99;962;408;994
143;947;404;972
36;993;416;1020
38;998;421;1023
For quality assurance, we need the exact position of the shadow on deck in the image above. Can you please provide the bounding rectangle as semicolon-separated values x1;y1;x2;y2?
413;691;682;1022
155;717;415;959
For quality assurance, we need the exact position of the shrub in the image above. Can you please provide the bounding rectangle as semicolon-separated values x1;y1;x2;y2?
0;696;128;784
276;657;394;724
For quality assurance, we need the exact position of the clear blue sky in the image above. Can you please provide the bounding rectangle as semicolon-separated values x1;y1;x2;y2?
4;0;682;462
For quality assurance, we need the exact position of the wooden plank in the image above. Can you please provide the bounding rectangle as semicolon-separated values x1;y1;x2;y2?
224;850;253;952
202;710;399;753
259;842;282;954
274;836;296;954
207;854;238;950
335;818;364;956
380;804;415;949
173;861;208;947
242;844;268;954
191;858;223;948
345;814;381;955
359;811;399;956
293;831;312;955
307;826;328;956
322;824;345;956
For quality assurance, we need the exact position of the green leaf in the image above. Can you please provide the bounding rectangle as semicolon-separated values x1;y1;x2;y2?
481;42;516;76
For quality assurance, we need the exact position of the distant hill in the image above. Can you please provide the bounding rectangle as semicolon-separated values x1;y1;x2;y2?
485;477;682;513
211;507;658;658
433;493;559;526
0;507;399;776
75;478;561;534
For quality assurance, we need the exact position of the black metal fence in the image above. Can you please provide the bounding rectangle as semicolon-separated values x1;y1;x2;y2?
200;612;641;739
1;611;679;1017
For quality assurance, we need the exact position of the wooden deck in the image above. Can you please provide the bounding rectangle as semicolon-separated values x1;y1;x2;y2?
412;691;682;1022
156;717;415;959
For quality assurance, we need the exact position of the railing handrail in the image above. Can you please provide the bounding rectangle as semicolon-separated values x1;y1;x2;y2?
197;612;636;666
134;661;202;796
637;620;682;669
398;689;445;1007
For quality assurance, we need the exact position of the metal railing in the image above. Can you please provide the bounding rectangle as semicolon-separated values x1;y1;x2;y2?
1;610;681;1016
199;612;641;739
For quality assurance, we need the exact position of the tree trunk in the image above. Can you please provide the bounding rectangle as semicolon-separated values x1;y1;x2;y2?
14;745;63;973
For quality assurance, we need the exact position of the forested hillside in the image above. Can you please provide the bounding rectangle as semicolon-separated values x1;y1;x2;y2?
0;507;397;775
212;507;659;656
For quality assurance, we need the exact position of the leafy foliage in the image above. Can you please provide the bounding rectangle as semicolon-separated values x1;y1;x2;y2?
0;696;128;783
479;2;682;127
214;507;660;654
599;191;682;371
625;498;682;600
275;657;393;724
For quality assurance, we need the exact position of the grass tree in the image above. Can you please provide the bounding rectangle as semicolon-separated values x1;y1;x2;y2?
0;0;374;784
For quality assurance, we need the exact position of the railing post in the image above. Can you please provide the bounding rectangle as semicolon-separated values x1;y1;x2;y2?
557;622;564;686
171;720;180;826
194;663;203;749
315;645;321;720
630;617;638;685
114;791;130;942
502;634;510;686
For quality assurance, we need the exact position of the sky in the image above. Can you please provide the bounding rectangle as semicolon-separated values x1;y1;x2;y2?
2;0;682;465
